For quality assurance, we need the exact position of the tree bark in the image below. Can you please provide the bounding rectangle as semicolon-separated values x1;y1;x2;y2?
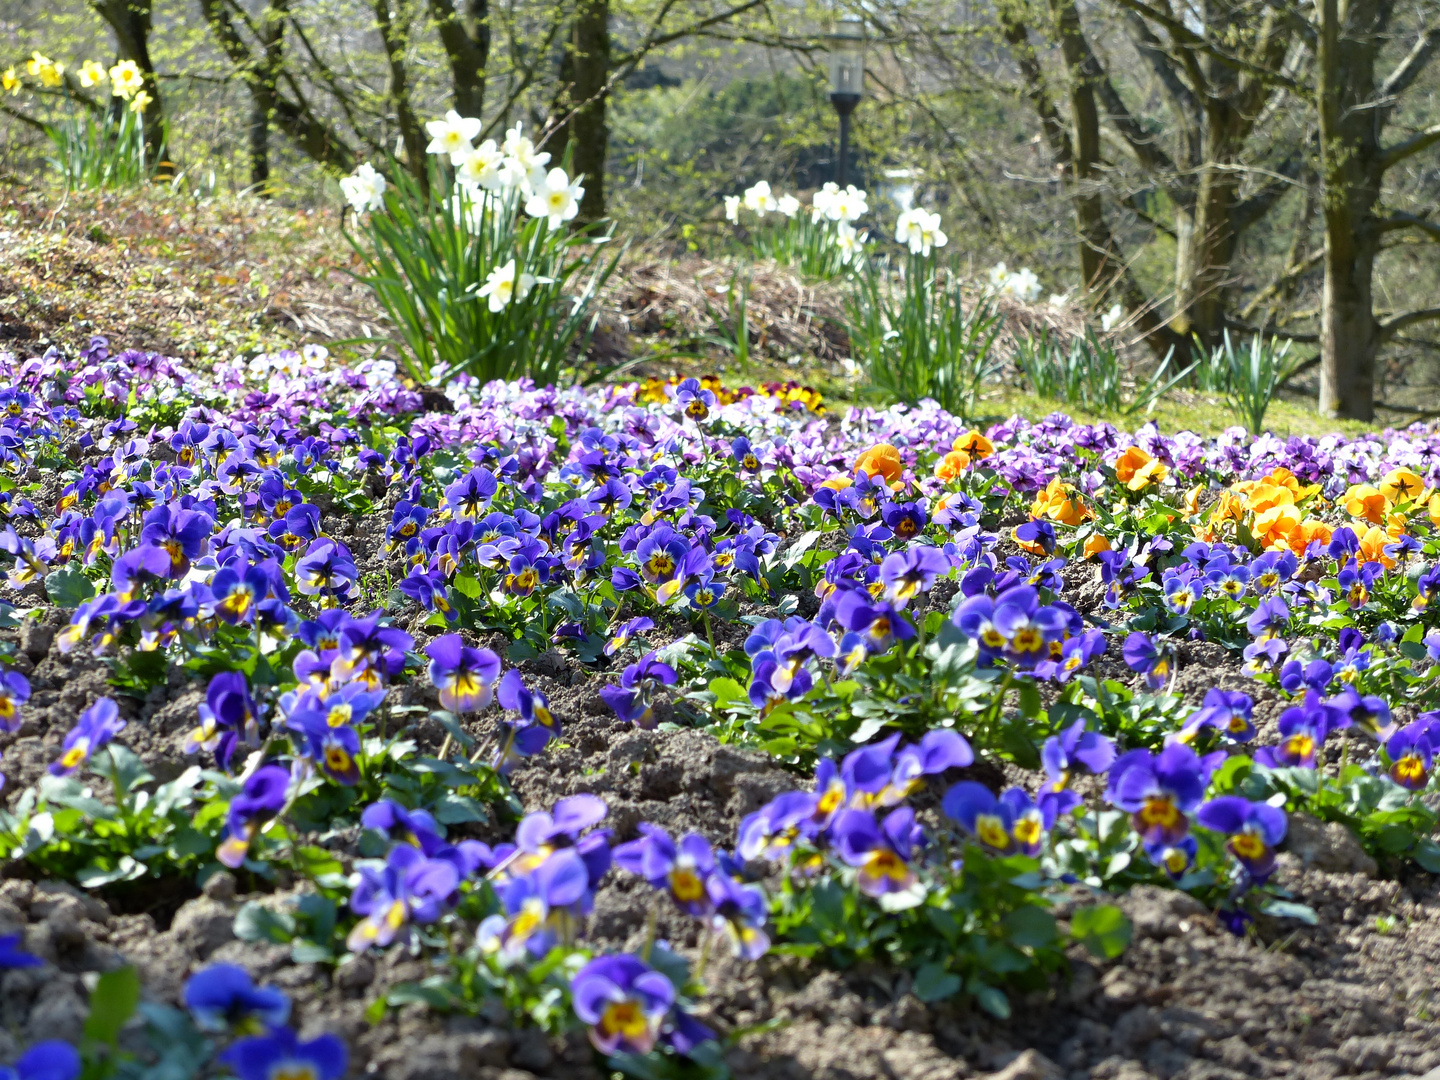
373;0;427;180
426;0;489;118
548;0;609;221
1316;0;1383;420
90;0;165;159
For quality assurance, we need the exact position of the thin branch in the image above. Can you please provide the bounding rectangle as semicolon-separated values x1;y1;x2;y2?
1380;307;1440;341
1380;212;1440;241
1379;20;1440;101
1380;122;1440;170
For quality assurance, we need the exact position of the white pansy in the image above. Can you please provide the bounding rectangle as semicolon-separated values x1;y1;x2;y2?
826;184;867;222
742;180;777;216
454;139;506;191
339;162;387;213
477;259;538;312
524;167;585;229
1101;303;1125;331
724;195;741;223
777;193;801;218
302;344;329;369
425;111;482;162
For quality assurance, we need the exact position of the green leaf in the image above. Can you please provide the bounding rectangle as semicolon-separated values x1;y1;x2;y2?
974;984;1012;1019
912;962;962;1003
1003;905;1058;949
433;793;488;825
1413;838;1440;872
1259;900;1318;925
707;677;747;708
85;966;141;1047
1071;904;1133;959
45;565;95;609
233;901;296;943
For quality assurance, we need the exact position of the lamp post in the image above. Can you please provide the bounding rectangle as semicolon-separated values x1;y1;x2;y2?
827;16;864;187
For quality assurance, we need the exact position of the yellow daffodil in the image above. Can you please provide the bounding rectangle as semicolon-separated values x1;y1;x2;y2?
26;52;63;88
1;68;19;95
128;89;152;113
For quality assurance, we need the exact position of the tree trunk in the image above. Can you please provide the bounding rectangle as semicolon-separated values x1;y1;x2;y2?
548;0;608;221
249;0;288;193
426;0;489;119
569;0;608;221
373;0;427;180
1316;0;1383;420
90;0;165;160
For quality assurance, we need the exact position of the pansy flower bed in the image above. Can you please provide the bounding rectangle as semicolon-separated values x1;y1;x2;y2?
0;337;1437;1077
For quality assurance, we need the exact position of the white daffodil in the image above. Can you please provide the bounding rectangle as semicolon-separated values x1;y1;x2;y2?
340;162;387;213
78;60;107;88
811;182;839;223
1001;268;1042;302
827;184;868;222
1101;303;1125;331
454;139;506;191
896;208;946;256
777;193;801;218
742;180;777;216
723;195;741;223
477;259;539;312
501;122;551;190
1048;293;1069;309
988;262;1010;289
834;220;864;265
525;167;584;229
425;111;482;161
108;60;143;99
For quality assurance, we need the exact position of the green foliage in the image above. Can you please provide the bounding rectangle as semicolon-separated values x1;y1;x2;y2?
347;159;621;387
847;256;1004;418
46;107;157;190
1016;328;1193;415
1206;332;1298;435
769;846;1070;1019
748;214;857;282
698;267;753;374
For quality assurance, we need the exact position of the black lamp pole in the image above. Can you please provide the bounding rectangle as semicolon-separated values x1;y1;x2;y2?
826;16;864;188
831;92;860;187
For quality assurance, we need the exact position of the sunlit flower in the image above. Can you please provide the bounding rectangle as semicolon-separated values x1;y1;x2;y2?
524;167;584;229
723;195;740;223
454;138;505;190
895;207;945;255
477;258;539;312
425;110;481;161
128;90;152;114
340;163;387;213
27;52;64;89
742;180;777;216
1;69;19;96
78;60;107;88
109;60;143;99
